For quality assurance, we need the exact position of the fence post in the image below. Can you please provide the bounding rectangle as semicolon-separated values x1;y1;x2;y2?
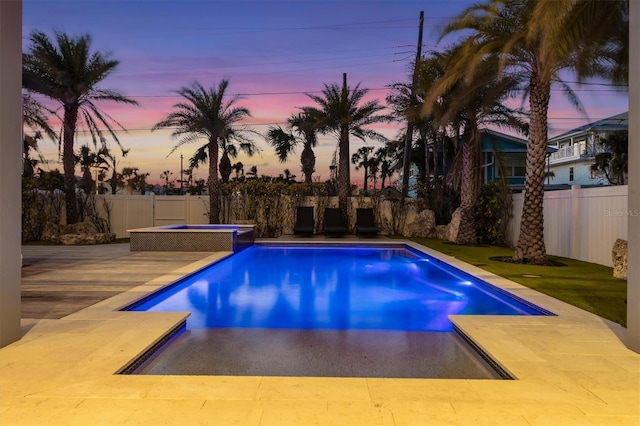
150;193;156;227
570;185;581;260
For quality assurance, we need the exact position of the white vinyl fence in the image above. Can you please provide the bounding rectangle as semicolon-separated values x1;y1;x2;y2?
103;194;210;237
508;185;630;267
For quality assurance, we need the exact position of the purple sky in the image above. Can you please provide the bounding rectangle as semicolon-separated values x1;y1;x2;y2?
23;0;629;187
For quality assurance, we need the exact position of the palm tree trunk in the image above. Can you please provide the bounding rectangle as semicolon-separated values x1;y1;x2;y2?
301;142;315;184
111;170;117;195
514;74;550;263
63;104;80;224
208;137;220;224
338;125;350;226
363;166;369;195
455;127;478;245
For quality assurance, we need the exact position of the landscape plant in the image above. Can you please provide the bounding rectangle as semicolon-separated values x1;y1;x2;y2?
474;181;513;246
23;30;138;224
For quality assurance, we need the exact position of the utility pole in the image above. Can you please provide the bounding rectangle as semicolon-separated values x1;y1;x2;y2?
401;11;424;198
180;153;184;194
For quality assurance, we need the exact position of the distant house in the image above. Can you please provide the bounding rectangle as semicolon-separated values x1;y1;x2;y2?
397;163;420;198
481;129;558;189
547;111;628;186
398;129;557;197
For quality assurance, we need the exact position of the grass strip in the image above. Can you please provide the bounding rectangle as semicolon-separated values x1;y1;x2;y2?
408;238;627;327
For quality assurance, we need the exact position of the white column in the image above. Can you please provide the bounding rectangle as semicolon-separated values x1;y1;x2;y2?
627;0;640;352
0;0;23;347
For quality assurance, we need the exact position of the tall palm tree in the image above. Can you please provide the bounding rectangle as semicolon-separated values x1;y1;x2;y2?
424;47;527;245
437;0;627;263
302;74;388;223
351;146;375;195
22;30;138;224
153;80;251;223
266;112;318;184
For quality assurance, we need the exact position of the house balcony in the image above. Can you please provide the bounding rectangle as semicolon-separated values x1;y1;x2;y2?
548;142;589;165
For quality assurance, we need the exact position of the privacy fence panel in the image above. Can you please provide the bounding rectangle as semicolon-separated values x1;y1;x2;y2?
100;195;154;238
508;185;629;266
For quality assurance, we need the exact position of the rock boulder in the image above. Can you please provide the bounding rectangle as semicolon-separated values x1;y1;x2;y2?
43;222;116;245
403;209;436;238
612;238;628;280
446;208;462;242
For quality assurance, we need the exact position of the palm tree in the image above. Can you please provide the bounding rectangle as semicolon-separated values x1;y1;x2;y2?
387;52;449;193
121;167;148;195
437;0;627;263
22;30;138;224
22;93;56;141
22;94;57;178
188;129;258;184
302;74;388;224
97;147;129;194
374;144;396;189
266;113;318;184
160;170;173;194
153;80;252;223
351;146;375;195
23;134;43;177
591;131;628;185
246;165;258;179
232;162;244;180
424;47;527;245
366;155;381;191
76;145;100;194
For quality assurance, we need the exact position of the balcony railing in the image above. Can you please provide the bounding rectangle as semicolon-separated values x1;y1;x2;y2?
549;142;587;164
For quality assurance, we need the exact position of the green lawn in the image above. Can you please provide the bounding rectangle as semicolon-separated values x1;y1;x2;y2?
408;238;627;327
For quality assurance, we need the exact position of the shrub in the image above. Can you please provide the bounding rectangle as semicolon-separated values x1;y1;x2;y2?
474;181;512;246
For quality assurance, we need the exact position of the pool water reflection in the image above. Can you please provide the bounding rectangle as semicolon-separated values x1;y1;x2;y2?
128;244;546;332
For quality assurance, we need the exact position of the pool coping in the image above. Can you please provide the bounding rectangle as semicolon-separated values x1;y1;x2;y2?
3;239;639;425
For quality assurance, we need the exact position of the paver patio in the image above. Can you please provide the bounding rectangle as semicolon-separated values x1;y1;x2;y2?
1;241;638;425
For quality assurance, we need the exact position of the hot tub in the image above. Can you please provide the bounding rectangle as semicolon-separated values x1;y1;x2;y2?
128;224;255;252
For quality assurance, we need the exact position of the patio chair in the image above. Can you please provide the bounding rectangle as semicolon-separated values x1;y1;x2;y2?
293;206;315;236
355;208;379;237
323;207;347;237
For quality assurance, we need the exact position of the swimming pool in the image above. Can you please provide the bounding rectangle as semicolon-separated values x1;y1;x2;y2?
122;243;551;378
126;243;548;332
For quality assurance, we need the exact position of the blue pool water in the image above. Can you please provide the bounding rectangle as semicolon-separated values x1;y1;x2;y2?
128;244;547;332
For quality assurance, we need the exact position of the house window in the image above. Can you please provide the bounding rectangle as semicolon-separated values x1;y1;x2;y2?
497;154;526;179
569;167;574;182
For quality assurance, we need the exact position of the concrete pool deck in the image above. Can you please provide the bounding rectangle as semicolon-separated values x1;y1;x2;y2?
2;240;639;425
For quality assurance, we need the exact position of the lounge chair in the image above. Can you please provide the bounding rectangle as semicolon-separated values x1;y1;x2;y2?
323;207;347;237
293;206;315;236
355;208;379;237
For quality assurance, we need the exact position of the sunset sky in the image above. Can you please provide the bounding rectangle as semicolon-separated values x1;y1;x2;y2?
22;0;629;187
